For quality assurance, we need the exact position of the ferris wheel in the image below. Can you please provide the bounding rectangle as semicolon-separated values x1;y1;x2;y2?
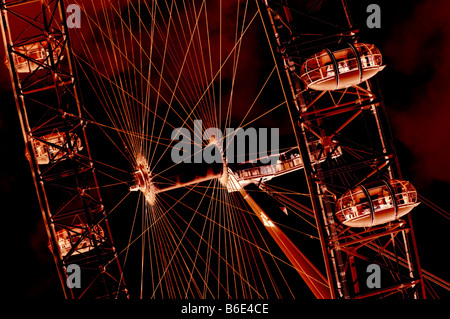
1;0;449;299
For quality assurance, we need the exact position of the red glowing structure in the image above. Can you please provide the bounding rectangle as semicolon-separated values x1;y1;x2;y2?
1;0;449;300
1;0;127;298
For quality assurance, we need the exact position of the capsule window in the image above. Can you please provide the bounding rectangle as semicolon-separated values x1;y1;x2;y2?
368;184;391;210
356;43;382;68
333;48;357;74
302;50;332;84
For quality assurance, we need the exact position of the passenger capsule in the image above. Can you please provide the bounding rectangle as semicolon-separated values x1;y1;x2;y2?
335;179;419;228
26;131;83;165
55;224;105;256
5;38;64;74
299;43;385;91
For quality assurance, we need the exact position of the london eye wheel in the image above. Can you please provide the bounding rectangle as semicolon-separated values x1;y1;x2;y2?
1;0;449;299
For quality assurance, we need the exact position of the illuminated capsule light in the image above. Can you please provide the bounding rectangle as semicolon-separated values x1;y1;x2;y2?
28;132;83;165
232;139;342;191
55;224;105;256
299;43;385;91
5;38;64;73
335;179;419;228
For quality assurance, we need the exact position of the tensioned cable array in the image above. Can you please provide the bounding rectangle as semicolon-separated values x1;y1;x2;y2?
67;0;317;298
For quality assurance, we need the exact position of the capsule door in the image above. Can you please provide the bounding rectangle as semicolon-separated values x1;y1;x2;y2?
367;183;396;226
332;47;360;89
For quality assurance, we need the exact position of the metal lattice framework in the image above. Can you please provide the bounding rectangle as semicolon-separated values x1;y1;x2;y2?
2;0;449;299
260;0;424;298
0;0;127;298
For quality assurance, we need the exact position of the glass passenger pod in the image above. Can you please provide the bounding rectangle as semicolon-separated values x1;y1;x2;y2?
5;38;64;73
56;224;105;257
299;43;385;91
31;132;83;165
335;179;419;228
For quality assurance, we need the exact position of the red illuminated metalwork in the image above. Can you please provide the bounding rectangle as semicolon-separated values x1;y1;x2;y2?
0;0;127;298
259;0;425;298
2;0;449;300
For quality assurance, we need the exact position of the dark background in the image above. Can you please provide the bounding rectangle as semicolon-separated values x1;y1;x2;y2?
0;0;449;300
